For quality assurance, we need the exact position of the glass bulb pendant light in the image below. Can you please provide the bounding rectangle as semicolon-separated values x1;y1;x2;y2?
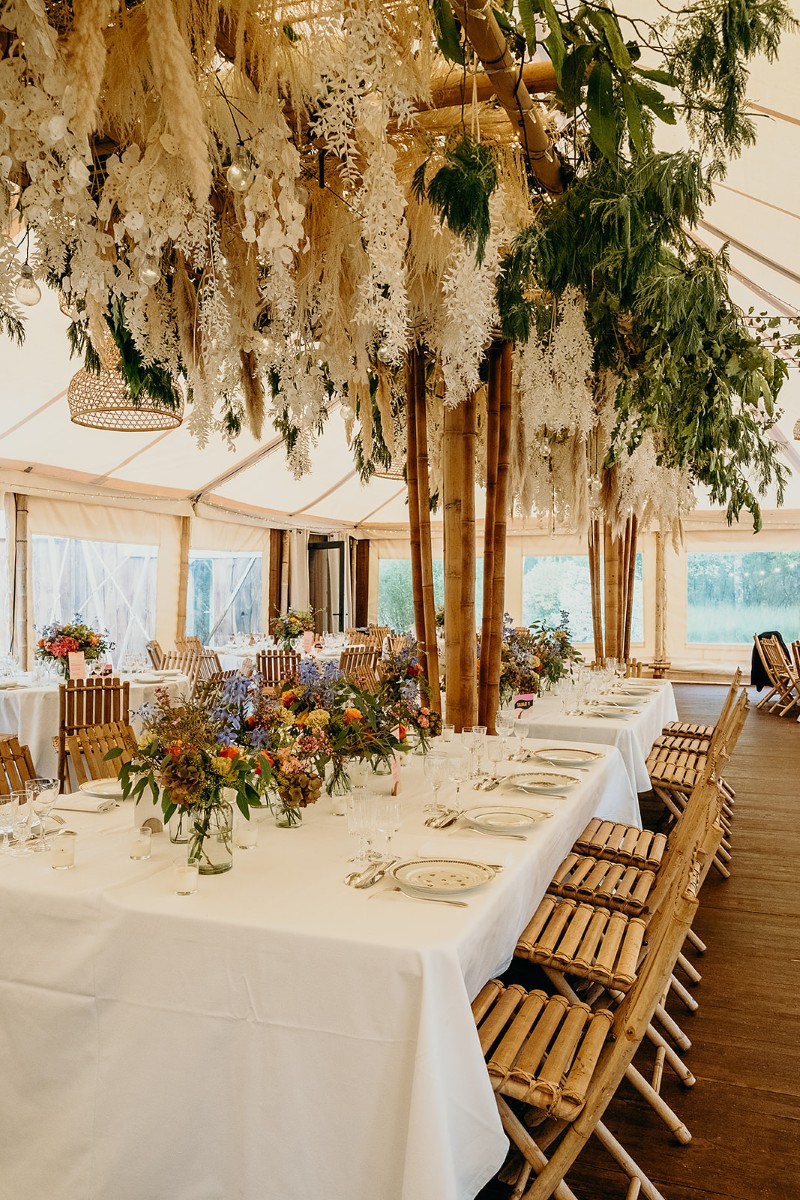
140;256;161;287
226;144;252;193
15;263;41;306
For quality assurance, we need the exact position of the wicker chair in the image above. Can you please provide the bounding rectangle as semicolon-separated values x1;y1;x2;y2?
56;677;130;792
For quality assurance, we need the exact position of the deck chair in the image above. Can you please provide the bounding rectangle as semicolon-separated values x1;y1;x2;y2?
339;646;380;677
753;633;800;715
146;640;164;669
255;650;300;690
656;669;742;748
56;677;130;792
474;832;718;1200
64;721;138;787
0;737;37;794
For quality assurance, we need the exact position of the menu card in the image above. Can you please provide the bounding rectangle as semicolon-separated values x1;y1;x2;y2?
68;651;87;680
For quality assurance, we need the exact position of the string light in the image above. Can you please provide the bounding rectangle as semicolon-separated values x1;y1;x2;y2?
15;263;42;306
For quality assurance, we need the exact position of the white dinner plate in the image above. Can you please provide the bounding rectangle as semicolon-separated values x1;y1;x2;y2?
532;748;603;768
617;686;658;697
391;858;496;897
79;778;125;800
512;770;579;794
599;695;642;708
586;706;640;718
461;806;551;833
0;679;21;689
152;669;184;678
134;673;162;683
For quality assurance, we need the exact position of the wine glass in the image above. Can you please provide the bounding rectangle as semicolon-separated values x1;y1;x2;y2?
495;714;513;759
486;737;504;784
423;752;449;817
26;778;59;852
0;795;16;856
375;797;401;860
11;793;34;857
346;788;370;865
511;718;527;760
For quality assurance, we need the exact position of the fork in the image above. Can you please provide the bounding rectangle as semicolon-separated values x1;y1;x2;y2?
370;887;468;908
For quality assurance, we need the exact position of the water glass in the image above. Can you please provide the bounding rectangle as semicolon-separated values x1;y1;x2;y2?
25;778;59;852
11;794;33;857
173;857;198;894
375;798;401;859
486;737;504;782
234;819;259;849
0;795;16;851
441;723;455;743
129;826;152;860
423;752;449;817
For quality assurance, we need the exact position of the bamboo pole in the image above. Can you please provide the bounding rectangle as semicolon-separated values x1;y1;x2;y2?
588;519;604;663
279;531;290;612
175;514;192;644
459;395;478;731
623;515;638;661
425;60;558;111
443;401;464;730
479;342;502;725
13;494;28;669
485;341;513;733
450;1;564;194
405;348;426;651
413;348;441;714
603;521;619;661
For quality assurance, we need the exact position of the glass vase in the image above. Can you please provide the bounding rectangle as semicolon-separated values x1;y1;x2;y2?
275;795;303;828
326;760;352;797
188;801;233;875
168;808;192;844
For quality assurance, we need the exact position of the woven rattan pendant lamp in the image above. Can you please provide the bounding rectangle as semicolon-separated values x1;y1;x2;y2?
67;316;183;433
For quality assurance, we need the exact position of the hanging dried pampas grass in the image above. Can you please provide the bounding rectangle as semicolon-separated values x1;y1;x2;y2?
64;0;113;144
146;0;212;202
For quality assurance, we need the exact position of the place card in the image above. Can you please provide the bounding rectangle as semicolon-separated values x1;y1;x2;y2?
68;651;87;680
514;692;536;710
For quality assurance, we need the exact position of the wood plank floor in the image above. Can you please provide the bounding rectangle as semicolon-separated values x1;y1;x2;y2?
477;684;800;1200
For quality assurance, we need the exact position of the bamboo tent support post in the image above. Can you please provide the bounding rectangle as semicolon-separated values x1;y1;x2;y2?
623;515;639;661
603;521;620;661
176;514;192;645
412;347;441;715
479;342;502;727
459;395;478;730
588;517;604;665
652;532;671;678
405;348;426;656
484;340;512;733
13;493;28;670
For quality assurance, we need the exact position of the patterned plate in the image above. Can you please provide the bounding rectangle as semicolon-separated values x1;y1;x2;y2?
586;706;640;718
391;858;496;897
462;806;551;833
513;770;579;793
532;748;603;768
599;695;641;708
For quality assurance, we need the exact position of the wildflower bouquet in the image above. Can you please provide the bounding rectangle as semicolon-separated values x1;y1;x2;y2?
499;613;582;705
36;619;112;676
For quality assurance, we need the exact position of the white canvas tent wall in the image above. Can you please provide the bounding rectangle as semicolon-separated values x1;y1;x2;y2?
1;26;798;668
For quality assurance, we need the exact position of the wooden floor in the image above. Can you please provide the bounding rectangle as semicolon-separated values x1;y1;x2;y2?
477;684;800;1200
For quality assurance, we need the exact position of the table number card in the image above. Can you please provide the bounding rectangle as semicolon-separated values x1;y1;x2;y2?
514;692;536;710
68;651;87;680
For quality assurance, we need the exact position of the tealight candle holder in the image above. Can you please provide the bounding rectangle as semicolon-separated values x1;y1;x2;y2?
50;830;77;870
129;827;152;860
174;859;198;895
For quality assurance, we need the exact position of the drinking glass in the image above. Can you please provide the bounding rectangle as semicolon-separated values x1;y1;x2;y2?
486;737;504;783
495;715;513;758
449;751;470;807
512;719;527;759
11;794;33;857
347;788;370;865
423;752;449;817
375;798;401;859
25;778;59;852
469;726;487;779
0;795;16;856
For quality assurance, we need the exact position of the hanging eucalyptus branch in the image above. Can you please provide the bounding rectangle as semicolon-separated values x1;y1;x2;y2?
412;135;498;266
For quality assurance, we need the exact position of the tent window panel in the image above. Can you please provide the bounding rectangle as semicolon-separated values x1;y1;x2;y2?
0;508;9;654
522;554;643;644
377;558;484;632
187;552;262;645
31;536;158;665
687;551;800;644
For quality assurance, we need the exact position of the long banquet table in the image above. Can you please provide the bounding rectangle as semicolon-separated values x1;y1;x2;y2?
0;673;190;777
519;679;678;791
0;739;638;1200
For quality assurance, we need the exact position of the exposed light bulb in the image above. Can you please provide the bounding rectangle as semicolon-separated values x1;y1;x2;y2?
140;256;161;287
226;147;252;193
15;263;41;307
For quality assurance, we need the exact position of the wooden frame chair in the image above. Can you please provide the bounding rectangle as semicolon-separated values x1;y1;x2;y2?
146;639;164;669
339;646;380;677
64;721;138;787
475;833;718;1200
255;650;300;689
57;677;130;792
196;650;223;685
0;737;37;794
160;649;201;694
753;634;800;715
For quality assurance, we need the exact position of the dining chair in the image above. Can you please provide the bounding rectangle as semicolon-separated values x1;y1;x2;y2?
145;639;164;669
196;650;223;684
0;737;37;794
56;677;131;792
474;835;715;1200
255;650;300;690
752;634;798;715
64;721;138;787
344;627;363;645
351;663;380;692
159;648;201;694
339;646;380;677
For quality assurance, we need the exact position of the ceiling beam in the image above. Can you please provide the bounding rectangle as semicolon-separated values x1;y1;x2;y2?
425;59;557;111
697;219;800;289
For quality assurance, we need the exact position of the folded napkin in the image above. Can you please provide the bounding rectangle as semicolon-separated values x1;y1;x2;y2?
56;792;117;814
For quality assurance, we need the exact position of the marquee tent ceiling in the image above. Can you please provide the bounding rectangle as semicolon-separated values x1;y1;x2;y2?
1;24;798;533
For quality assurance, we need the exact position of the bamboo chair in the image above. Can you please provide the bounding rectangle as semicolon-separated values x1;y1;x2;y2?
344;627;363;645
255;650;300;690
196;650;223;684
0;737;37;794
368;625;390;643
339;646;380;677
352;663;380;692
475;837;717;1200
146;640;164;669
56;677;130;792
160;649;201;694
753;634;800;715
657;669;742;747
793;642;800;724
64;721;138;787
624;658;642;678
206;668;244;687
387;634;412;655
176;635;205;655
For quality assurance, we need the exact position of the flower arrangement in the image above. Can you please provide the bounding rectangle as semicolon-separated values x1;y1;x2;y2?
499;613;582;706
261;745;324;826
36;619;113;677
113;688;262;872
272;608;315;650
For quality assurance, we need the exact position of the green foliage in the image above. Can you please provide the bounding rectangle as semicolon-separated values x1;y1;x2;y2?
105;297;182;411
412;134;498;265
351;372;396;484
0;306;25;345
430;0;466;65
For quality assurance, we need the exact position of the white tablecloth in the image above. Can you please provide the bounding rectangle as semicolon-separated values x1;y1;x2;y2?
519;681;678;792
0;739;637;1200
0;675;190;777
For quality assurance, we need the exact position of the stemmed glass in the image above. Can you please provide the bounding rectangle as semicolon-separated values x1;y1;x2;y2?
0;795;16;856
486;737;504;785
511;719;527;761
11;794;34;857
347;788;371;865
375;798;401;861
423;752;449;817
450;750;470;807
26;778;59;852
495;715;513;759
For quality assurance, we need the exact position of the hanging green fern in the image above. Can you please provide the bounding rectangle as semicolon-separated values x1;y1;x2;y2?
412;134;498;266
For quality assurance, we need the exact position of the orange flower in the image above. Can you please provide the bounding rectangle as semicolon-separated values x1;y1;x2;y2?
343;708;363;725
37;638;45;647
294;712;308;727
218;745;238;760
280;690;297;707
167;740;183;758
